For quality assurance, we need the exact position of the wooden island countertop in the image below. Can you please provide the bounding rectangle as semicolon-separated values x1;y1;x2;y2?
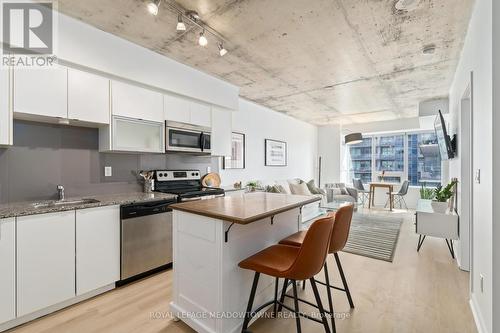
170;192;320;224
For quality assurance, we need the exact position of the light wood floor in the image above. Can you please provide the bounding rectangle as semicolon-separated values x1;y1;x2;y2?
8;208;476;333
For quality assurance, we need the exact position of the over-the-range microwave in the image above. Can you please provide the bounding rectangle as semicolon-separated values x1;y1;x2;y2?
165;121;211;154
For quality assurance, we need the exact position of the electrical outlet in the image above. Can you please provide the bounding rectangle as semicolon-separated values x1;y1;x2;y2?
104;166;112;177
475;169;481;184
206;166;211;173
480;274;484;293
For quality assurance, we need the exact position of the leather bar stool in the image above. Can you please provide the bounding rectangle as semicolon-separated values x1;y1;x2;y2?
238;215;335;333
279;204;355;333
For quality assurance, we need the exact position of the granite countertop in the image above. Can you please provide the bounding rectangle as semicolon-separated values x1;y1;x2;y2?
0;192;177;219
170;192;320;224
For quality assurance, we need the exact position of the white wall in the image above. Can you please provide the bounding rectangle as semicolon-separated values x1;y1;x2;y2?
448;0;492;332
219;99;318;186
492;1;500;332
318;125;341;187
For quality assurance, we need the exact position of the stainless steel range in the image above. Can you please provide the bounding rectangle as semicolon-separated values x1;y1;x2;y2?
153;170;225;201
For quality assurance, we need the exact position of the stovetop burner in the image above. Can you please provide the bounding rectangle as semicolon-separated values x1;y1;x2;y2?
152;169;224;200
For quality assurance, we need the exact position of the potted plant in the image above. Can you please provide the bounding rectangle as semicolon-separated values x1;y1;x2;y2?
420;184;435;200
431;179;458;213
245;180;261;192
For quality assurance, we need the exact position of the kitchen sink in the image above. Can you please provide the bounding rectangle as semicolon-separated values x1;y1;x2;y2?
32;198;100;209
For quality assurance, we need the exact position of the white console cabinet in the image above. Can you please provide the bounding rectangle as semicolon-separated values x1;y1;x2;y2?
415;199;459;259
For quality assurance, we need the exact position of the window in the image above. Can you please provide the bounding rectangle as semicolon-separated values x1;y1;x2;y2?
347;131;441;186
407;132;441;186
348;137;372;184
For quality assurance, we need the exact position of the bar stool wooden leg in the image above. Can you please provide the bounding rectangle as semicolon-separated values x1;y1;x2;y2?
302;279;306;290
242;272;260;332
323;262;336;332
278;278;289;312
291;280;302;333
310;278;332;333
334;253;354;309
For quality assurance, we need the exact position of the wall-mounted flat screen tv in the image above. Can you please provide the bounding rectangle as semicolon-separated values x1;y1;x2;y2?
434;110;454;160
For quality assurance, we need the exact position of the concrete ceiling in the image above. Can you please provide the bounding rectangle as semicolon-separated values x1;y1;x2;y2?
58;0;474;125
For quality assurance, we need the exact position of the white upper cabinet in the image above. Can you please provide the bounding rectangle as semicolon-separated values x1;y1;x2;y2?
111;81;163;122
13;67;67;118
190;101;212;127
211;107;232;156
111;116;164;153
164;94;190;123
164;94;212;127
76;206;120;295
17;211;76;317
0;68;12;146
0;218;15;324
68;68;110;124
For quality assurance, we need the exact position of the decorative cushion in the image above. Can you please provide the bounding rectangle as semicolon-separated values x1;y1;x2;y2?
289;182;312;195
275;180;292;194
306;180;323;194
265;185;281;193
336;183;349;195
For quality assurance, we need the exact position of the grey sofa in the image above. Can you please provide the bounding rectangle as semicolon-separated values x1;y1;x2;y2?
324;183;358;204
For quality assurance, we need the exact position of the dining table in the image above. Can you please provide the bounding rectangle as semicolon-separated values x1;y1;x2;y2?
368;182;400;211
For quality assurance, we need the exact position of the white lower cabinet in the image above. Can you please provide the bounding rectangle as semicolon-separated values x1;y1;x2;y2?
76;206;120;295
16;211;76;317
0;218;15;324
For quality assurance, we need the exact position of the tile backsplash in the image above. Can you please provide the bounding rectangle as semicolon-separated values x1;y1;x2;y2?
0;120;218;203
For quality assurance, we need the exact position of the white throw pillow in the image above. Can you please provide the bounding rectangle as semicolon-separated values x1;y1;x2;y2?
275;180;292;194
289;182;312;196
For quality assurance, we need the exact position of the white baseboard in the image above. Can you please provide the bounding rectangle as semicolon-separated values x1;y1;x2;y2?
470;295;488;333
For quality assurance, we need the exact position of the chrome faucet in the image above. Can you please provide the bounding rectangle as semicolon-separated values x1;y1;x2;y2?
57;185;65;201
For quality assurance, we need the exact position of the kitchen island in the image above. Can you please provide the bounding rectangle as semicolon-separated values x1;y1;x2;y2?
169;192;320;333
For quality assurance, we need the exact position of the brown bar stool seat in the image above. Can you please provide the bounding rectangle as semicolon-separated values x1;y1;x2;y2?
238;215;335;333
279;205;355;332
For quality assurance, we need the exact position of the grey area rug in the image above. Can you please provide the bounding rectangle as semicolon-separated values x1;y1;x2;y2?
342;213;403;262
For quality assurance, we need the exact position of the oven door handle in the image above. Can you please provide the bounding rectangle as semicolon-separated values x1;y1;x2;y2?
181;197;202;202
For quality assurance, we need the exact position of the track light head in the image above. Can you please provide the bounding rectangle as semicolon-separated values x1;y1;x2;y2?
147;0;161;16
176;14;186;31
218;42;228;56
198;30;208;46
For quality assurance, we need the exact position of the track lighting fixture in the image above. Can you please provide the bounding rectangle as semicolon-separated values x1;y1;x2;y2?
198;30;208;46
176;14;186;31
147;0;161;16
218;42;227;56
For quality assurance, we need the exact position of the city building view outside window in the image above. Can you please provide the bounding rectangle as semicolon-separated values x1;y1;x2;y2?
348;131;441;187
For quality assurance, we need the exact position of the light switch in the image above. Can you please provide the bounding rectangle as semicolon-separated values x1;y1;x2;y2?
475;169;480;184
206;166;211;173
105;166;112;177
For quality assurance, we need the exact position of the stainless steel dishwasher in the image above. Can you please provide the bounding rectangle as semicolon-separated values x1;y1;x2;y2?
120;198;176;282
